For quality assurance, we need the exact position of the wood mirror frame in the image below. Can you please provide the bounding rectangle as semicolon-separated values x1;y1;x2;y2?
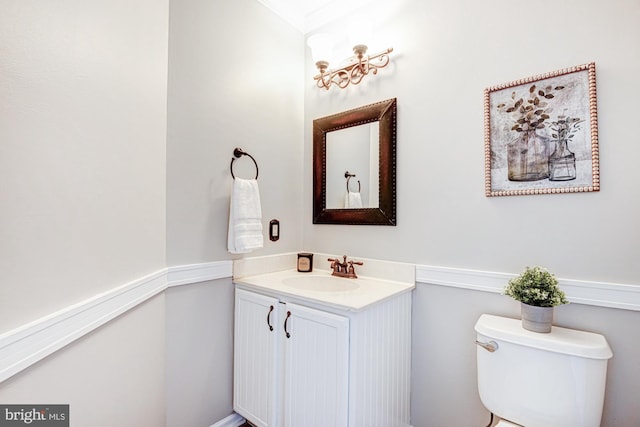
313;98;397;225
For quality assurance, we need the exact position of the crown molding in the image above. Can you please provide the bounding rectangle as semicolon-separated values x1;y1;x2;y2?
255;0;374;33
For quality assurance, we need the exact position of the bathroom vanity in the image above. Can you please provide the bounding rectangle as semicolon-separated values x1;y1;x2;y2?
233;269;413;427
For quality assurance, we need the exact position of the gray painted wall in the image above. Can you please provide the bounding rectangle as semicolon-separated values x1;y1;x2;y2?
0;0;168;422
412;283;640;426
302;0;640;426
165;0;304;424
2;0;639;426
0;0;168;332
0;295;166;427
165;278;235;427
303;0;640;284
166;0;305;266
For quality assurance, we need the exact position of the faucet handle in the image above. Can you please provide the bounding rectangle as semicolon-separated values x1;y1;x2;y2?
327;258;341;273
346;261;360;278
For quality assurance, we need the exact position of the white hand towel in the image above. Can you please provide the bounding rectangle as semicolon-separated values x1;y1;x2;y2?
344;191;363;208
228;178;263;254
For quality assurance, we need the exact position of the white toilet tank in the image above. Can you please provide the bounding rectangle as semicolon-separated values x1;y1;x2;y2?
475;314;612;427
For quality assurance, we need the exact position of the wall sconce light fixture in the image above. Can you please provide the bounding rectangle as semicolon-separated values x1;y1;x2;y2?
307;33;393;90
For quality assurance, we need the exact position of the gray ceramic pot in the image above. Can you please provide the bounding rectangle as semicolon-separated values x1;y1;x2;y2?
521;303;554;333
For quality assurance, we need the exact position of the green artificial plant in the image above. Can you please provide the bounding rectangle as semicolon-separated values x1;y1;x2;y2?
504;266;569;307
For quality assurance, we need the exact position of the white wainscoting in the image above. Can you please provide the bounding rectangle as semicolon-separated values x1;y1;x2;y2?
2;258;638;384
0;261;232;383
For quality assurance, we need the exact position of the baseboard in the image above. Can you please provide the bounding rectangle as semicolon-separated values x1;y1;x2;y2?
210;412;245;427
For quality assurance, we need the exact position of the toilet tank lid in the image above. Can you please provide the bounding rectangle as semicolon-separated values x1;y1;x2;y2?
475;314;613;359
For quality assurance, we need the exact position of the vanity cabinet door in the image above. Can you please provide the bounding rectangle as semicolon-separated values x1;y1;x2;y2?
282;302;349;427
234;289;279;427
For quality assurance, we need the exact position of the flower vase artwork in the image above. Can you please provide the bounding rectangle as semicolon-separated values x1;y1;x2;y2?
498;84;567;182
549;116;583;181
485;63;600;196
506;130;550;181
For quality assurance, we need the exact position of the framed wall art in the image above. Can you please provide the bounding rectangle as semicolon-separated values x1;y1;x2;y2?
484;62;599;197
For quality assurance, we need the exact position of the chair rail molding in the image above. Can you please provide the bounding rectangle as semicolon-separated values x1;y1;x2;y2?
2;259;636;384
416;264;640;311
0;261;232;383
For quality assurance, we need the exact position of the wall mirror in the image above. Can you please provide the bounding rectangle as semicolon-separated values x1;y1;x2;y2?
313;98;397;225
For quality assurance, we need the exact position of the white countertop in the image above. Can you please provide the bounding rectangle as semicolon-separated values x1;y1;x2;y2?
233;269;415;312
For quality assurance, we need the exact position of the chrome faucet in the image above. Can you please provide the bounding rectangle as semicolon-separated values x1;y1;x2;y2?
327;255;363;279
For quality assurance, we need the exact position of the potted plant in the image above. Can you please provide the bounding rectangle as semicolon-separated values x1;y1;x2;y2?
504;266;568;333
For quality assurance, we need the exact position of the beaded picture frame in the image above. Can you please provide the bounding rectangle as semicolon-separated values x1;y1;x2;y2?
484;63;599;197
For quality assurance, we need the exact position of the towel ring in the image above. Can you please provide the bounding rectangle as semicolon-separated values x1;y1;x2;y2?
345;171;361;193
230;147;259;180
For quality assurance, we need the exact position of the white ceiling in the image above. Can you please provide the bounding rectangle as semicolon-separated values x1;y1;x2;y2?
255;0;373;34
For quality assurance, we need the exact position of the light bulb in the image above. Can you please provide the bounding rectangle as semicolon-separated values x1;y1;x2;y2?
307;33;334;68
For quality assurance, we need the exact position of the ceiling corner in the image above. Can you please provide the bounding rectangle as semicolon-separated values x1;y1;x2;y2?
255;0;306;33
255;0;375;34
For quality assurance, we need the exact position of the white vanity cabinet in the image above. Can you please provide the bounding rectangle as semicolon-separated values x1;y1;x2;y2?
233;284;412;427
233;289;279;427
234;288;349;427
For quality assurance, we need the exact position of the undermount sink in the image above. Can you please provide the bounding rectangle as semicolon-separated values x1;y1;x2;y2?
282;275;360;292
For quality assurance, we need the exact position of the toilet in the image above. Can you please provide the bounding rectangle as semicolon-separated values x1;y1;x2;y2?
475;314;613;427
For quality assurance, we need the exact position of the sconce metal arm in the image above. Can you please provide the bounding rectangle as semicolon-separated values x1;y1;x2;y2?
314;47;393;90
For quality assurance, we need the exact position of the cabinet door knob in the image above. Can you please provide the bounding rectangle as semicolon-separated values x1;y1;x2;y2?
284;311;292;338
267;305;274;331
